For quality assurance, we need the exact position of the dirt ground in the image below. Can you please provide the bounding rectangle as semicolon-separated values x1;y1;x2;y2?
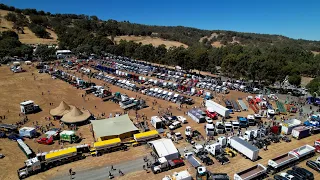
112;35;188;49
0;64;319;180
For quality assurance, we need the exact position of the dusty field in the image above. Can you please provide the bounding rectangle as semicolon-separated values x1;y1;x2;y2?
0;64;319;180
0;10;58;45
112;35;188;49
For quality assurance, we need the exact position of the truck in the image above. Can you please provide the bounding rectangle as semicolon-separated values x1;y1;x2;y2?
205;123;217;136
205;143;222;157
267;144;315;174
59;130;80;143
162;170;192;180
247;115;256;126
205;100;230;118
291;126;310;140
169;121;182;130
37;136;54;145
231;121;240;130
20;100;40;114
19;127;38;138
17;144;90;179
90;138;126;156
281;119;301;135
151;157;185;174
237;116;248;128
206;108;218;119
216;121;225;134
227;137;259;161
234;164;267;180
184;152;201;168
151;116;165;129
225;122;233;132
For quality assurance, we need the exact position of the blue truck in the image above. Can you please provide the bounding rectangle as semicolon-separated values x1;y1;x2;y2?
237;116;248;128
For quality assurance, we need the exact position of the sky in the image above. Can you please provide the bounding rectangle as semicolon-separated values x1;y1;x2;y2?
2;0;320;40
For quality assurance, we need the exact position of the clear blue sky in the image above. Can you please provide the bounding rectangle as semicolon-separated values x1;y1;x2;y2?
2;0;320;40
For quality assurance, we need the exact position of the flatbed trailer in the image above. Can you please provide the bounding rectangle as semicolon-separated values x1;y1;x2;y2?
102;95;114;101
237;98;248;111
184;153;201;168
232;100;241;112
121;103;137;110
267;144;315;174
234;164;267;180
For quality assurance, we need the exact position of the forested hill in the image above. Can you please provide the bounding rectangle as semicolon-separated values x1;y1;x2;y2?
1;3;320;51
2;3;320;89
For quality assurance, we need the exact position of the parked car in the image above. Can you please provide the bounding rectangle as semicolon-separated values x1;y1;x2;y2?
306;160;320;172
292;166;314;180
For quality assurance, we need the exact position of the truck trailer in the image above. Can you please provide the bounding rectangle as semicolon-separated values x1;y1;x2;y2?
17;144;90;179
90;138;126;156
133;130;159;142
184;152;201;168
292;126;310;140
19;127;37;138
267;144;315;174
234;164;267;180
227;137;259;161
205;100;230;118
281;119;301;135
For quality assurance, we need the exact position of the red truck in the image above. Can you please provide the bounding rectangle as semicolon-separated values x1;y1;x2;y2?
315;139;320;153
37;136;54;145
206;110;218;119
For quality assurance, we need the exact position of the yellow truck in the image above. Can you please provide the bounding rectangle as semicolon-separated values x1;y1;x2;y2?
90;138;127;156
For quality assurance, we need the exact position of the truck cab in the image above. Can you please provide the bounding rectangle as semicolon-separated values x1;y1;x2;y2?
247;115;256;126
205;143;222;156
206;109;218;119
224;122;233;132
205;123;216;136
244;130;254;141
237;116;248;128
216;121;225;134
231;121;240;130
185;126;192;137
18;157;42;179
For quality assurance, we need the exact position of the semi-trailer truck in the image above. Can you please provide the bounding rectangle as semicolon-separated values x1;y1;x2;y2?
227;137;259;161
267;144;315;174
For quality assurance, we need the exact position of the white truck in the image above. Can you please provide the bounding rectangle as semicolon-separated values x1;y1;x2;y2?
19;127;37;138
205;100;230;118
177;116;187;124
267;144;315;174
234;164;267;180
205;123;216;136
227;137;259;161
205;143;222;156
281;119;301;135
225;122;233;132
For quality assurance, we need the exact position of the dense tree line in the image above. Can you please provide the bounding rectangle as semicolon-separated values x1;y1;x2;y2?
0;31;33;59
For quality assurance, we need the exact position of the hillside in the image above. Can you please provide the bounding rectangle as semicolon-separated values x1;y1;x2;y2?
0;10;57;45
113;35;188;49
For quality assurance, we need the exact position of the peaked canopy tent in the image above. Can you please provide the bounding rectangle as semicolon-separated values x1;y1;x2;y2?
60;106;91;124
90;114;139;141
50;101;74;117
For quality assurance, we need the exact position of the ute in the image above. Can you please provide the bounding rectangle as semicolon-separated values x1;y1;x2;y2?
37;136;54;145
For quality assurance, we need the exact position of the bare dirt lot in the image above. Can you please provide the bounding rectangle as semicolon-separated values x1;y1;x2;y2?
0;64;319;180
112;35;188;49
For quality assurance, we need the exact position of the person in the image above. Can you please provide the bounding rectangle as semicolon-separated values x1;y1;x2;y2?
143;164;146;170
108;171;114;179
111;165;115;171
184;146;187;153
69;168;72;176
119;169;124;176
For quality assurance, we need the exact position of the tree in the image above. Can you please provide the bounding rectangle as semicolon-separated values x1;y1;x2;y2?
306;78;320;96
34;45;55;60
4;12;17;22
288;74;301;87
